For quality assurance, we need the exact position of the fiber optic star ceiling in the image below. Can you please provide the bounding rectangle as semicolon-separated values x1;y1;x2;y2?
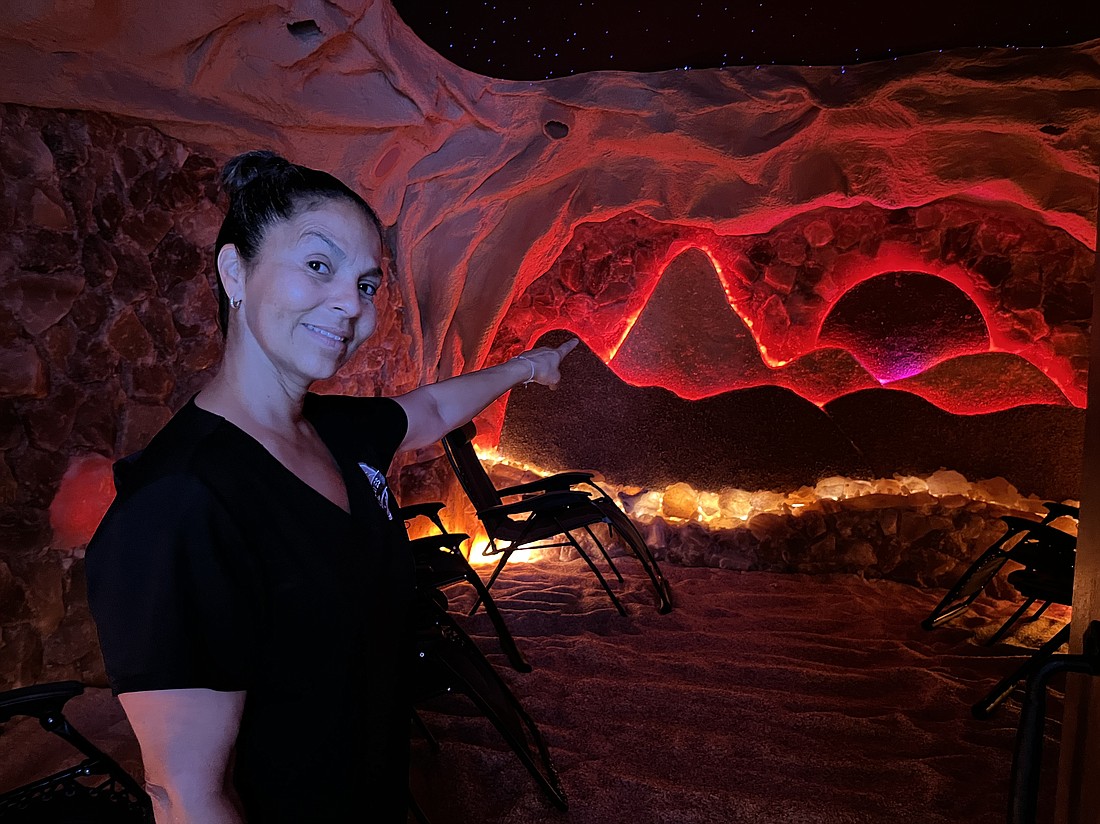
392;0;1100;78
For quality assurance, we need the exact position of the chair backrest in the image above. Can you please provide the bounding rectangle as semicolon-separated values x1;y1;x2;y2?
442;422;504;513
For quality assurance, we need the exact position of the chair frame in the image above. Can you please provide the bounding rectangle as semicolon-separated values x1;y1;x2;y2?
922;502;1077;632
0;681;151;823
400;501;531;672
442;423;672;616
411;595;568;813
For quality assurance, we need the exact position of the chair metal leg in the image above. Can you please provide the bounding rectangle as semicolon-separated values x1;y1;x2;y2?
458;563;531;672
1023;600;1053;624
559;527;627;616
409;795;433;824
973;623;1072;719
468;548;515;616
596;501;674;613
583;524;624;583
411;708;440;752
420;609;569;811
987;598;1038;646
923;552;1014;631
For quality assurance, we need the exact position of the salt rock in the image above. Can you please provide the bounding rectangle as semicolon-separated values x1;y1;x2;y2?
48;453;115;550
486;462;533;490
938;494;970;509
662;482;699;520
926;469;971;496
748;512;792;543
841;493;909;511
786;485;818;505
21;559;64;635
118;403;172;455
718;489;753;520
877;509;898;536
869;478;904;495
895;475;929;494
749;489;787;513
839;540;876;569
7;272;85;337
624;490;663;520
814;476;849;500
899;511;955;544
697;491;721;519
1047;515;1078;537
106;307;154;361
971;476;1021;506
802;219;834;247
0;340;47;398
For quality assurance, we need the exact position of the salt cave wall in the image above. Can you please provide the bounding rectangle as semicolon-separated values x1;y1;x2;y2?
0;0;1098;688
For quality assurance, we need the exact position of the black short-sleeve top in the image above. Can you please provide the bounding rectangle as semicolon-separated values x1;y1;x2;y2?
86;393;415;822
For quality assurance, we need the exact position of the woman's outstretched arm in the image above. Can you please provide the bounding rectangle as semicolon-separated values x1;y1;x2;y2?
395;338;578;452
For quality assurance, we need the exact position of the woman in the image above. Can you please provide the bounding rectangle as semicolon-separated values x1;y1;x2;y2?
86;150;577;823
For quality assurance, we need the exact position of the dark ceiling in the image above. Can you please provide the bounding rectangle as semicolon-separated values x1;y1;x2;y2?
392;0;1100;80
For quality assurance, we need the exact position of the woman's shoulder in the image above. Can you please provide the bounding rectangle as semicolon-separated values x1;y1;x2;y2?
304;392;409;463
113;399;248;499
304;391;403;416
304;392;408;434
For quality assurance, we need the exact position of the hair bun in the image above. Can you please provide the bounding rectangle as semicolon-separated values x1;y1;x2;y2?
220;150;293;198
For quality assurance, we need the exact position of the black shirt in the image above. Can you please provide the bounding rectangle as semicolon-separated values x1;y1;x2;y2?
86;393;415;822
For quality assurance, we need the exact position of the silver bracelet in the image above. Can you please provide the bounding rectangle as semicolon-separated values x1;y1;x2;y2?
515;354;536;385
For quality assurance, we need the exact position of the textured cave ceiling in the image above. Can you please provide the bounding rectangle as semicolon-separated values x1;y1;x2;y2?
1;0;1097;408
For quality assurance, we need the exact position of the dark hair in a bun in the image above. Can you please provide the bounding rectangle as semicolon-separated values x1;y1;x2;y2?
213;150;383;336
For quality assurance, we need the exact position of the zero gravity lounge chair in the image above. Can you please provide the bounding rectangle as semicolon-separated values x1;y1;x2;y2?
0;681;152;823
399;501;532;672
922;502;1078;632
442;422;673;616
410;595;568;815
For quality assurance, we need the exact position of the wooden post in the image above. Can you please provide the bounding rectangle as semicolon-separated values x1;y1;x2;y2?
1054;175;1100;824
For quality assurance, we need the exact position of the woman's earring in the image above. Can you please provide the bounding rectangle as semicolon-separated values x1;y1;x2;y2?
230;298;242;310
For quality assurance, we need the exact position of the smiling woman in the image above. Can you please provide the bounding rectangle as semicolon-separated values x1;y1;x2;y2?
82;150;579;823
217;199;384;392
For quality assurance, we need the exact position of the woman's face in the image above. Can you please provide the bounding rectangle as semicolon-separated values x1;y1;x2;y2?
229;197;383;390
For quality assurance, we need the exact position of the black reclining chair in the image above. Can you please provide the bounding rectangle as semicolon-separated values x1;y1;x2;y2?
442;422;672;617
0;681;151;823
400;501;531;672
921;502;1078;718
410;592;568;816
922;502;1078;631
971;544;1076;718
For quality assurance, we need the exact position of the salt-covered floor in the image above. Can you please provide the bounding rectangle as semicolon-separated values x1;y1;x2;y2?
0;563;1066;823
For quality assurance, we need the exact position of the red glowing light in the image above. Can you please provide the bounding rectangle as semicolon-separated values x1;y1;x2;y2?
483;208;1085;444
48;454;116;549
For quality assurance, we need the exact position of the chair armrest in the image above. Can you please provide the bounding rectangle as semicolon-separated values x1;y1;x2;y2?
478;490;592;520
1001;517;1077;547
1017;522;1077;553
498;472;595;497
1000;515;1042;533
0;681;84;722
408;533;469;555
399;502;446;522
399;502;449;534
1041;501;1079;521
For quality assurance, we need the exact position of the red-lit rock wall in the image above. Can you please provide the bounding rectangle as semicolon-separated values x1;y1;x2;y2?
0;1;1098;687
0;108;223;686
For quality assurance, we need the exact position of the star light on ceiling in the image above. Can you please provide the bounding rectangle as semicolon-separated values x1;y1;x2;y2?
393;0;1099;80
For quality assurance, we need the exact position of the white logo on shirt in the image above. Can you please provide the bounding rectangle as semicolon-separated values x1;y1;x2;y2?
357;462;393;520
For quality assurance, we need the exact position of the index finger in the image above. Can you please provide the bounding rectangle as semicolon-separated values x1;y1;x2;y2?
556;337;580;358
